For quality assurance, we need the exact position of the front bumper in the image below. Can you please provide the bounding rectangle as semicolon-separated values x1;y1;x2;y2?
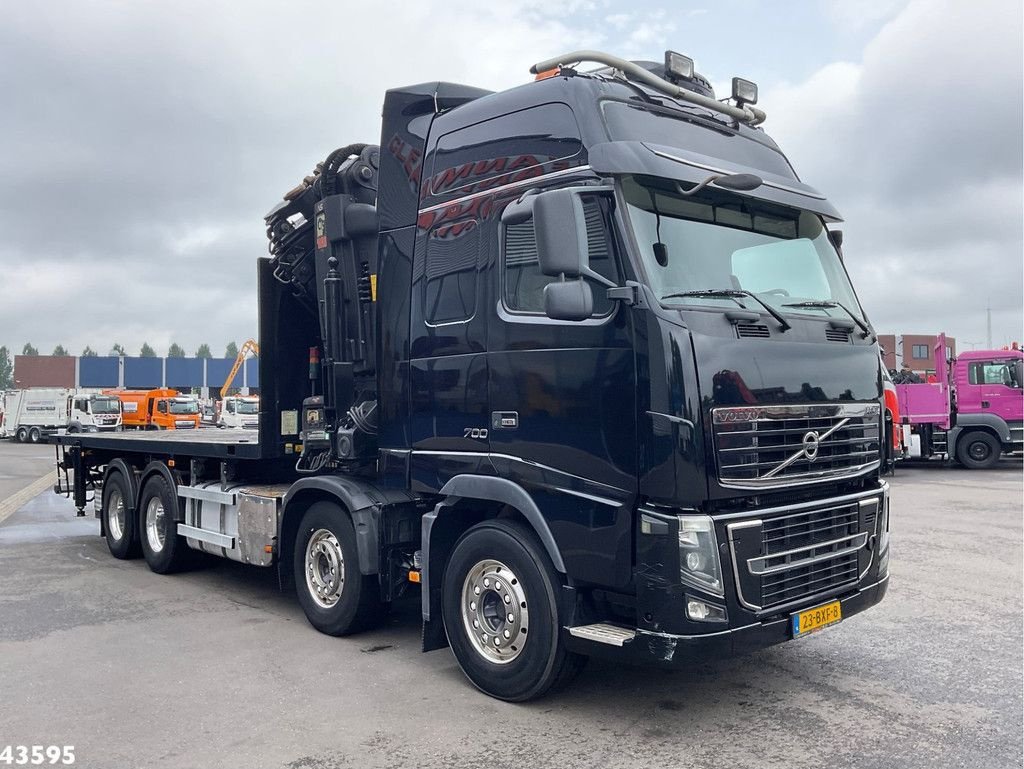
566;574;888;665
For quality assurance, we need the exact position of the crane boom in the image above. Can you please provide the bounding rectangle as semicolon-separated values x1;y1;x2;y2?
222;339;259;394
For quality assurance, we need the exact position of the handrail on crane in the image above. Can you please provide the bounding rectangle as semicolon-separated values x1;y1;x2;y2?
222;339;259;394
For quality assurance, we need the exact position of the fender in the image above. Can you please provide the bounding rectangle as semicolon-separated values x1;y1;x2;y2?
138;461;182;521
100;459;140;524
281;475;416;575
421;474;566;625
950;413;1012;447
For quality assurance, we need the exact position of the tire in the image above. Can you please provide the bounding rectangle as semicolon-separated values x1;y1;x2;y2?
28;427;42;444
956;431;1001;469
15;427;27;443
441;519;586;701
138;474;189;574
103;472;140;559
293;502;385;636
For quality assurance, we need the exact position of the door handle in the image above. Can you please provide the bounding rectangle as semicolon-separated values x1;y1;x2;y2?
981;400;990;409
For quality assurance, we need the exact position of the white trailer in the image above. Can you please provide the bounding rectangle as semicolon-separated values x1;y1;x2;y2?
1;389;122;443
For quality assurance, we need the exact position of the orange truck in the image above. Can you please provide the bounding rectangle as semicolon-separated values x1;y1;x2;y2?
104;388;201;430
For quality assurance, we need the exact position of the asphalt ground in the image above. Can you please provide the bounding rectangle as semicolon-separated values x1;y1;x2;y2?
0;438;1021;769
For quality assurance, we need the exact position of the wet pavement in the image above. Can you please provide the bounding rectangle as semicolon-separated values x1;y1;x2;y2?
0;456;1021;769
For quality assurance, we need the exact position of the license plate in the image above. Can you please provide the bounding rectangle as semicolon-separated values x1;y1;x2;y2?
792;600;842;638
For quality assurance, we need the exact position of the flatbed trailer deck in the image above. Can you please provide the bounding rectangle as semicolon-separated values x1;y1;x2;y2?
53;428;264;460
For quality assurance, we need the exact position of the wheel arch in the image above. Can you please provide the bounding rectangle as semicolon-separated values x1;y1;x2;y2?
950;415;1010;452
420;475;567;649
99;459;142;534
279;476;391;582
136;461;183;521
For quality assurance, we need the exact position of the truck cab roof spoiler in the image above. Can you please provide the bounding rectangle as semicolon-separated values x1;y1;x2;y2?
530;50;767;126
587;140;843;221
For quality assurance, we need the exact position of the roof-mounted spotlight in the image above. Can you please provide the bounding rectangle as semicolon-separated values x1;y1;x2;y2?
731;77;758;106
664;51;694;83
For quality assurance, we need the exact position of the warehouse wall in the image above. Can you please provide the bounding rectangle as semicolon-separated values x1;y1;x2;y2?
12;355;259;390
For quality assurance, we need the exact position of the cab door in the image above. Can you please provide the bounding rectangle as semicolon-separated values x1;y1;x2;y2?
487;192;637;588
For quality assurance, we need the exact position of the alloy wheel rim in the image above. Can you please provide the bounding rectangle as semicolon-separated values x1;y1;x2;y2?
107;489;125;542
460;559;529;664
145;497;166;553
305;528;345;608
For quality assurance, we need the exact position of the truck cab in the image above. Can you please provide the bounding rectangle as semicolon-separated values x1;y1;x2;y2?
951;349;1024;461
67;393;122;433
218;396;260;429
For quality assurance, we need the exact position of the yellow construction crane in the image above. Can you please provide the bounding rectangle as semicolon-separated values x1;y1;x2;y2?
221;339;259;394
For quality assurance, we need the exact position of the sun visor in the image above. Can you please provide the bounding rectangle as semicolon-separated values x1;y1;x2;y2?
588;141;842;222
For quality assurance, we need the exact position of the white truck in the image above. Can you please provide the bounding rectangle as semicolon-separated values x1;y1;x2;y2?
217;396;259;429
1;389;122;443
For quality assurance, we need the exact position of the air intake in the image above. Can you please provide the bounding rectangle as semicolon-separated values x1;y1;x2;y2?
736;323;770;339
826;328;852;343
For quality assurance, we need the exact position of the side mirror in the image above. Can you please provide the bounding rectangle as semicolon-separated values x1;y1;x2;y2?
828;228;844;258
532;189;588;278
544;280;593;321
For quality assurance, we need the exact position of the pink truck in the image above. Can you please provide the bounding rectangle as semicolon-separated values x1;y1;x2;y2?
895;334;1023;468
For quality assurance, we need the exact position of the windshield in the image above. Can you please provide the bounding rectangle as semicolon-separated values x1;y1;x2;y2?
236;400;259;414
91;398;120;414
621;175;861;315
169;399;199;415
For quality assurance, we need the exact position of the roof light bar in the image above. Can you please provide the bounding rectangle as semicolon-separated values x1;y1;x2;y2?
529;50;766;125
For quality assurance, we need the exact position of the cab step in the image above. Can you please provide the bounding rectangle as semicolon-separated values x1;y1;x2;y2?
567;623;636;646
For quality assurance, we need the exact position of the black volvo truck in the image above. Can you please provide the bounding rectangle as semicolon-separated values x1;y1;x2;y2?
55;50;890;701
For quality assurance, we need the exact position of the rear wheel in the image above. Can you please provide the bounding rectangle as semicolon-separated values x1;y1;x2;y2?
293;502;385;635
139;475;189;573
441;519;586;701
28;427;42;444
103;472;140;559
15;427;27;443
956;431;1000;469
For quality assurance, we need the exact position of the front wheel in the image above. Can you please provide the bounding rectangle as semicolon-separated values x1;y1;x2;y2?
956;431;1001;469
293;502;385;636
441;519;586;701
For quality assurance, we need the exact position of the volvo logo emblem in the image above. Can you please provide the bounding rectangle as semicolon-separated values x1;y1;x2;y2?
801;431;820;461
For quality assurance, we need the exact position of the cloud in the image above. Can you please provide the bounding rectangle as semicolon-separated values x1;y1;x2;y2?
0;0;605;354
764;0;1023;345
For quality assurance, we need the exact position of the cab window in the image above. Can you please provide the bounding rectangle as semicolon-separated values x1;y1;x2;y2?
502;196;620;316
157;400;168;414
969;360;1020;387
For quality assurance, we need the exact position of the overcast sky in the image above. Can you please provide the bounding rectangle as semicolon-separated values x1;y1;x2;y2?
0;0;1020;357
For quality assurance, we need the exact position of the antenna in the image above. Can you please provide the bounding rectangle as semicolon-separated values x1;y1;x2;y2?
986;300;992;349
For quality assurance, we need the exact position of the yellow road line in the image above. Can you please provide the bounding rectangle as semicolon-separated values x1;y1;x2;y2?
0;471;59;525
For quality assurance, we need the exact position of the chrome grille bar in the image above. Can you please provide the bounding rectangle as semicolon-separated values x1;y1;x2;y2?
712;403;881;489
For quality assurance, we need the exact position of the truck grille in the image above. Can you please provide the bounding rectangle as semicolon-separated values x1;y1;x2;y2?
727;491;882;613
712;403;881;489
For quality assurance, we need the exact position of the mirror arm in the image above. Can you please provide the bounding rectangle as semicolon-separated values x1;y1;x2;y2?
581;266;616;288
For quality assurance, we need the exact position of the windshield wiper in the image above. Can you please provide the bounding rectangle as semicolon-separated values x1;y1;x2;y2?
783;300;874;340
662;289;791;331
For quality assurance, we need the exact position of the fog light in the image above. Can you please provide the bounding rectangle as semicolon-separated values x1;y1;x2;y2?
686;598;727;623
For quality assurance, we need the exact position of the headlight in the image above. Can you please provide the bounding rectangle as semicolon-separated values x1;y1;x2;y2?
678;515;724;597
